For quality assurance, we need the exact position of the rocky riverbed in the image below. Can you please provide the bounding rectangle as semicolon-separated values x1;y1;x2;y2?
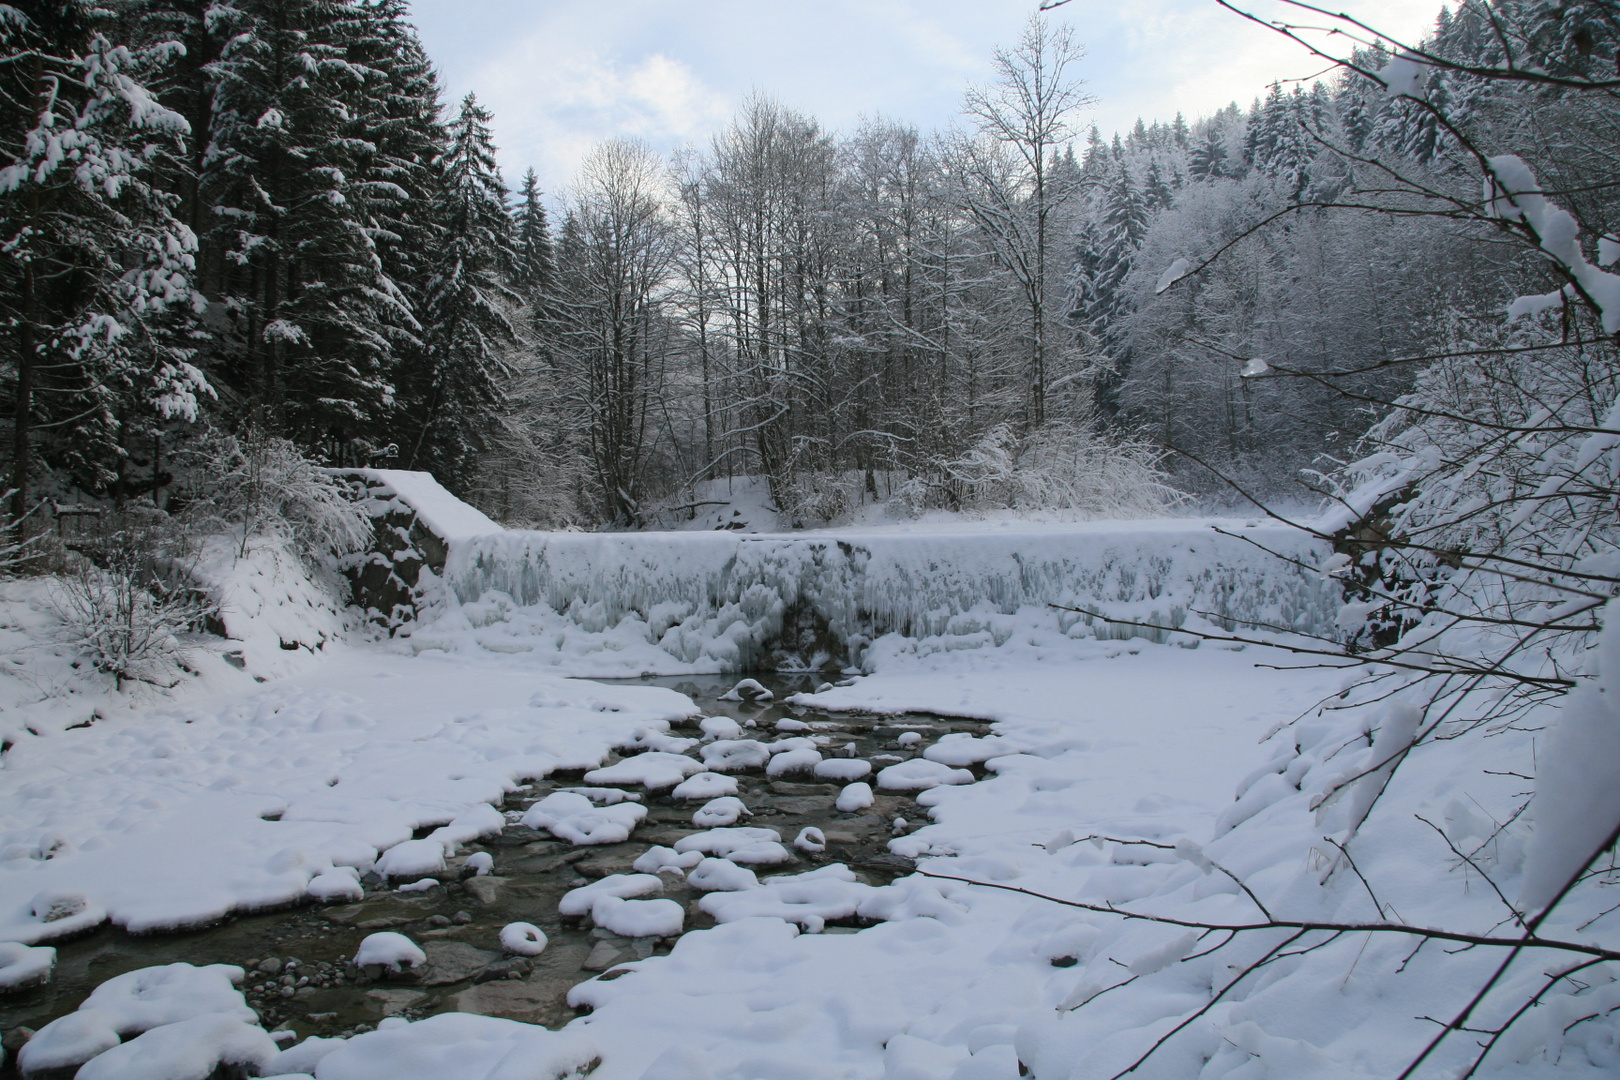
0;673;990;1070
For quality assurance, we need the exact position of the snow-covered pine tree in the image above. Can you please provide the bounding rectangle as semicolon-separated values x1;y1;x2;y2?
203;0;404;457
0;2;206;525
397;93;515;493
512;167;553;294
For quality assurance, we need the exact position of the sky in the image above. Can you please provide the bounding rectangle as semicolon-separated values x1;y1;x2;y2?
407;0;1442;197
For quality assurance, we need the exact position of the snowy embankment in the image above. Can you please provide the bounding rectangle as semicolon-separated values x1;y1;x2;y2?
415;518;1338;674
0;647;695;942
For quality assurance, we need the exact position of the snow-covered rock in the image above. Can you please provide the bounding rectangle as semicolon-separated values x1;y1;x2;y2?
835;782;875;812
498;922;548;956
814;757;871;782
589;895;685;938
669;772;738;800
297;1012;596;1080
766;747;822;776
353;932;425;972
373;839;446;880
686;857;760;893
699;739;772;772
558;874;663;918
691;796;751;827
583;751;705;790
876;759;975;791
0;941;53;990
673;827;794;866
74;1013;279;1080
520;791;647;845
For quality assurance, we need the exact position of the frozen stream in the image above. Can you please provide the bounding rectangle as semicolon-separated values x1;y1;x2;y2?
0;673;989;1060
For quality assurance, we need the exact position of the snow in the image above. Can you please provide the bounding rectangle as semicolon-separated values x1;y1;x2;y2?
354;932;426;972
686;857;760;893
794;827;826;853
632;846;704;874
463;851;494;875
719;677;773;702
876;758;975;791
345;468;504;543
668;771;738;800
672;827;794;866
7;514;1601;1080
0;647;694;939
557;874;664;918
1520;599;1620;912
192;534;350;682
588;895;685;938
764;746;822;776
299;1013;596;1080
698;715;744;740
421;519;1336;676
813;757;871;781
498;922;548;956
19;962;252;1073
74;1013;279;1080
698;738;772;771
690;796;750;827
520;791;648;845
835;781;875;812
0;940;53;989
583;751;705;790
374;838;447;879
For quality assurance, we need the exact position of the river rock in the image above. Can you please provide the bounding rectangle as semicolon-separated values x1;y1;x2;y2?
365;989;426;1017
581;940;626;971
462;876;505;905
448;979;554;1026
418;941;500;986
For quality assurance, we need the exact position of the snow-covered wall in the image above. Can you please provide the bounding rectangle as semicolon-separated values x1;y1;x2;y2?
424;520;1340;674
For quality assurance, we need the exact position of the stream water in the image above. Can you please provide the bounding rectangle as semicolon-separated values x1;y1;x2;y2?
0;673;991;1069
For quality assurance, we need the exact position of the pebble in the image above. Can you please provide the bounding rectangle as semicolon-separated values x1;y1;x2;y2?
257;958;283;975
426;914;451;928
452;910;473;924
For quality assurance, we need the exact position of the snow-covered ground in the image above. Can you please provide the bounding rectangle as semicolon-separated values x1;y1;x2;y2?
0;512;1594;1078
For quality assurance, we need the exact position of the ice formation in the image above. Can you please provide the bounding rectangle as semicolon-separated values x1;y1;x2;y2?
423;520;1338;673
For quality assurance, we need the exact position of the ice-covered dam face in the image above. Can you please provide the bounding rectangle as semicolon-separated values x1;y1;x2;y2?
421;521;1341;676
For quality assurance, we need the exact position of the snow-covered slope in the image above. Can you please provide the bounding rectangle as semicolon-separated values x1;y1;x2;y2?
416;519;1339;674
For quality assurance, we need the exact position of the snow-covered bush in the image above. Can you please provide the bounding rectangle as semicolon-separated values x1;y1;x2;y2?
904;421;1185;518
177;429;371;564
46;510;203;690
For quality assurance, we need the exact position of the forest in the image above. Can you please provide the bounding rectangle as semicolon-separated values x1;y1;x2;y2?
6;0;1612;535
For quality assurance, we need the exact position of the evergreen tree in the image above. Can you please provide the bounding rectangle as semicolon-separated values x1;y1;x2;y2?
0;2;205;521
399;93;515;491
203;0;404;455
512;167;554;293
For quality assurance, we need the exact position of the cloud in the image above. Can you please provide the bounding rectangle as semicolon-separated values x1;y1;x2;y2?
412;0;1446;194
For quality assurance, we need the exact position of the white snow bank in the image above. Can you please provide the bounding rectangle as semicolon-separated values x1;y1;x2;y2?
303;1012;596;1080
415;519;1337;675
686;857;760;893
0;940;52;989
192;534;349;681
345;469;503;542
19;963;251;1073
74;1012;279;1080
0;649;695;942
